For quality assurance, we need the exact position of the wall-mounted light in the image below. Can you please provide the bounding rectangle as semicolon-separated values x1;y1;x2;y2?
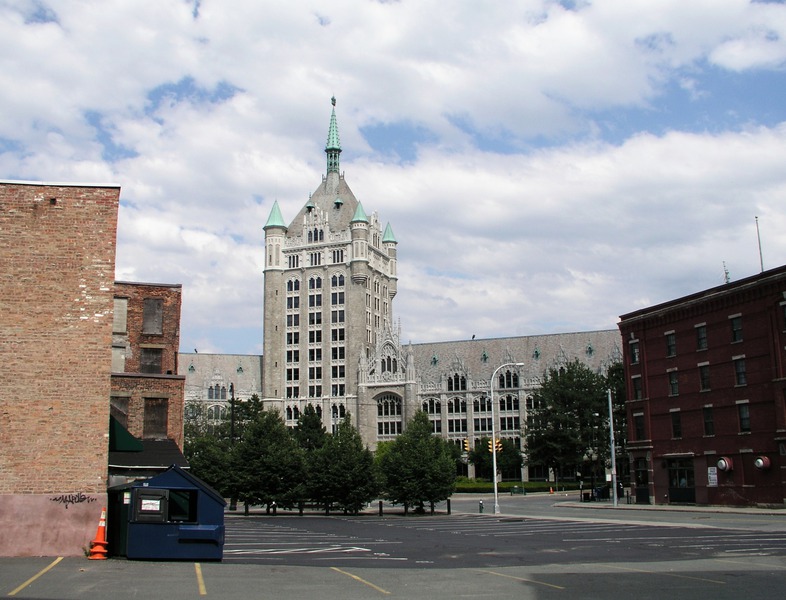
717;457;734;472
754;456;771;470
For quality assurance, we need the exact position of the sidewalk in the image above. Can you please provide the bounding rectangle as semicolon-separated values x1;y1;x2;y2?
555;496;786;515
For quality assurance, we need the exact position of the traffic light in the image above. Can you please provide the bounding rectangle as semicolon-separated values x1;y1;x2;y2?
463;438;470;452
488;439;494;452
495;438;503;453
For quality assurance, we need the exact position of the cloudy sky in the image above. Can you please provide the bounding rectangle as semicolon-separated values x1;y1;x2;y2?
3;0;786;355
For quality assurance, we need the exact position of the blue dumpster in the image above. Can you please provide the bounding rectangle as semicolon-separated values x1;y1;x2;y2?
124;465;226;561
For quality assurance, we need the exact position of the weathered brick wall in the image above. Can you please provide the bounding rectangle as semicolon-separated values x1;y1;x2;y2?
111;374;186;448
115;282;182;374
0;181;119;495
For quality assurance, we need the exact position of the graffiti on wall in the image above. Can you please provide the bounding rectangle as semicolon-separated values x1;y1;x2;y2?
50;492;98;509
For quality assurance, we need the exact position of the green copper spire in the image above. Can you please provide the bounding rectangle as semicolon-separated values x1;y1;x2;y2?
351;201;368;223
382;222;397;243
325;96;341;174
264;200;286;229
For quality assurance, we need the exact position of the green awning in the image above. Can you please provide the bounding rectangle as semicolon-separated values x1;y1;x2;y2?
109;415;144;452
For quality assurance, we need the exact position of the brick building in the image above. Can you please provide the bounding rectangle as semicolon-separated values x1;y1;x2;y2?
109;282;187;487
0;180;120;556
619;265;786;506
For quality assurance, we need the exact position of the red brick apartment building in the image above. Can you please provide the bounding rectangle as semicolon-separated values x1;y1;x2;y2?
0;180;120;556
619;265;786;506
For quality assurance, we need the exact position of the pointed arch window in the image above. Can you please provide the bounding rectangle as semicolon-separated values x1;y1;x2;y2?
499;370;519;389
447;397;467;414
376;394;403;438
447;373;467;391
422;398;442;433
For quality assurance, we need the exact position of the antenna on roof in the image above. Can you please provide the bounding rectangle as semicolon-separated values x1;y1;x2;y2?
723;261;730;284
755;216;764;273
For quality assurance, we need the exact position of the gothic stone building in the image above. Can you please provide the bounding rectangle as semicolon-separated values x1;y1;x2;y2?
260;100;623;476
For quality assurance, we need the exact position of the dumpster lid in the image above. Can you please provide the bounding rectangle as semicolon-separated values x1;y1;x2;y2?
133;465;227;507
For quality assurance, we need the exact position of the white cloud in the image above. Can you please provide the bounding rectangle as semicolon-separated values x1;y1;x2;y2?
2;0;786;353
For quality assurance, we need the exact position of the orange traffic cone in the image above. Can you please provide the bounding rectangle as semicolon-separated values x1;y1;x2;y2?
549;487;554;494
88;507;108;560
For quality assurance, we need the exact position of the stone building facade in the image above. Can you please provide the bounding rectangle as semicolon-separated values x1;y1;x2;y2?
258;101;623;474
0;180;120;556
262;98;400;435
178;353;263;430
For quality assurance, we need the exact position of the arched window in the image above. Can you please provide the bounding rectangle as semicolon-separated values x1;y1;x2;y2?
207;386;214;400
208;405;226;420
499;370;519;389
376;394;403;438
422;398;442;433
220;386;227;400
448;373;467;391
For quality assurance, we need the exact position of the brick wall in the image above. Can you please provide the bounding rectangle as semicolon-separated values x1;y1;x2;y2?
112;281;185;448
0;181;119;555
111;374;186;448
114;282;182;375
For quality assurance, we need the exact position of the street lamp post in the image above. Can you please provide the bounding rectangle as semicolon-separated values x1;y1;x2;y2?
608;388;618;508
490;362;525;514
229;383;237;511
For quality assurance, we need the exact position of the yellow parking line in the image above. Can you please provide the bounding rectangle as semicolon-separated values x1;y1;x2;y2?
7;556;63;596
479;569;565;590
331;567;391;595
194;563;207;595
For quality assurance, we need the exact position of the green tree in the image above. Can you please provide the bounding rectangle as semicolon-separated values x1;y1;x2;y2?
232;410;306;510
293;404;328;452
310;415;379;514
184;435;233;497
526;360;608;487
378;411;456;513
468;437;523;481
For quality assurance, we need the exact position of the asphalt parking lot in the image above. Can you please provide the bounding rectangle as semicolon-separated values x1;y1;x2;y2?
3;494;785;600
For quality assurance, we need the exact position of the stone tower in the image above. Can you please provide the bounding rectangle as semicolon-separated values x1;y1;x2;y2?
262;98;405;444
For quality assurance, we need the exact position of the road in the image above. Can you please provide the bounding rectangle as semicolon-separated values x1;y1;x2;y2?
3;494;785;600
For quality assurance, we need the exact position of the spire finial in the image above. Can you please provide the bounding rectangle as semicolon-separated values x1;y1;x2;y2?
326;97;342;174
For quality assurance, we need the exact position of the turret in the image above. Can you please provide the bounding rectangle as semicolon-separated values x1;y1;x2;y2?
350;202;369;284
263;200;287;271
382;222;398;298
